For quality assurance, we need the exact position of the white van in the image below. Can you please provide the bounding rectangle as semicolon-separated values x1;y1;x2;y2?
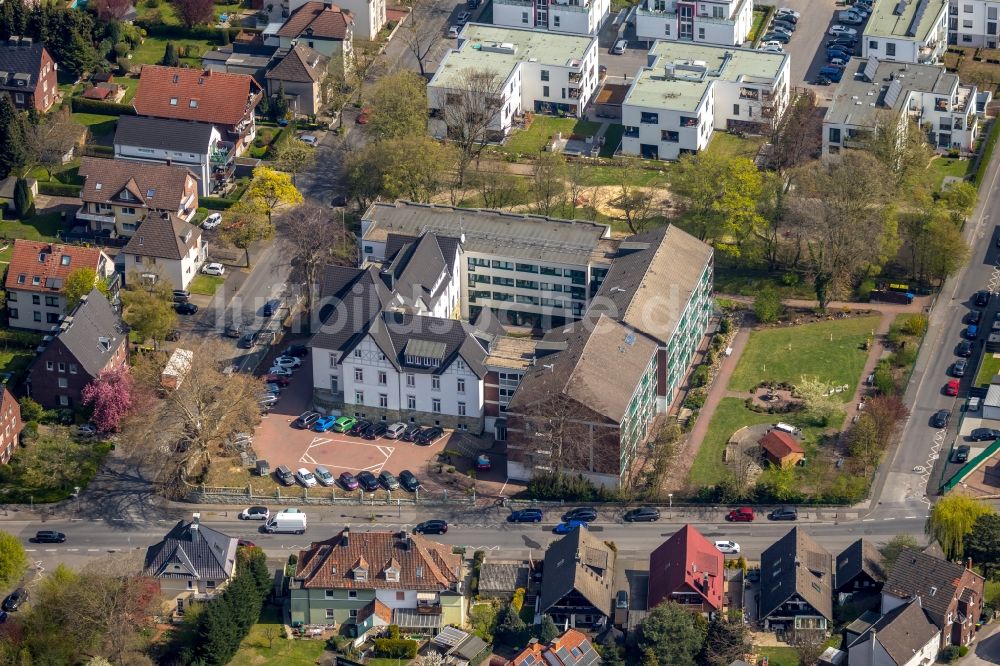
263;508;307;534
773;422;800;436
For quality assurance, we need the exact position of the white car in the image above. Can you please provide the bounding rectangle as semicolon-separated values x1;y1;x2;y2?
296;468;318;487
776;7;800;17
299;133;318;146
715;540;741;555
239;506;270;520
829;25;858;36
268;366;293;377
202;262;226;276
760;42;785;53
448;25;460;38
271;355;302;369
75;424;98;438
202;213;222;229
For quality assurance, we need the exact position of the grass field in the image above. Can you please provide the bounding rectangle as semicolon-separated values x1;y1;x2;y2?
928;155;971;189
229;606;326;666
706;131;765;160
502;117;603;156
756;646;798;666
0;349;36;378
0;213;63;262
728;316;880;401
188;273;226;296
70;113;118;138
131;35;217;67
600;124;624;158
976;353;1000;387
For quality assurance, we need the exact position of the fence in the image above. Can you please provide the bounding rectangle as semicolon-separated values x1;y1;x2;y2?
186;483;478;507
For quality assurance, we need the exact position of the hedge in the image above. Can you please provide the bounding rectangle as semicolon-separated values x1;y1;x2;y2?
200;196;236;210
70;96;136;116
373;638;418;659
81;145;115;157
38;182;82;196
136;21;260;41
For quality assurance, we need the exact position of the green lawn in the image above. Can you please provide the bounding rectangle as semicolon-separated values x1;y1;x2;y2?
0;350;36;378
130;35;217;67
728;316;881;401
229;606;327;666
928;155;971;189
188;273;226;296
136;1;243;27
705;132;766;160
71;113;118;138
600;124;624;158
577;163;670;187
502;116;603;156
0;213;64;262
748;6;773;43
976;353;1000;387
116;76;140;104
756;646;798;666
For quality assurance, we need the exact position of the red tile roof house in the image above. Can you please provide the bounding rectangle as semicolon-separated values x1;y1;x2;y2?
4;240;115;332
132;65;264;159
0;37;58;112
648;524;725;616
0;388;22;465
759;429;805;469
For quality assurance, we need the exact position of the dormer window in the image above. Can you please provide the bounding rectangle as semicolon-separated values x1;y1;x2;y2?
353;567;368;582
98;336;111;352
386;568;399;582
121;190;131;200
31;276;39;286
147;188;155;198
16;274;24;284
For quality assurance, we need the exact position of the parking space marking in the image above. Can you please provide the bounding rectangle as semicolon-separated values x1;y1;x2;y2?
300;437;395;474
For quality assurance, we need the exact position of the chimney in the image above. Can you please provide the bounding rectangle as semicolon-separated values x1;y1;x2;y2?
967;557;973;571
398;530;410;551
342;527;350;547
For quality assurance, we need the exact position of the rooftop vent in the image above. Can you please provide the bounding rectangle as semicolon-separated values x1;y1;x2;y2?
480;41;517;54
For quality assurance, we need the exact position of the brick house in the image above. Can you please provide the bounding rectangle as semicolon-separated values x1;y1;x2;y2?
0;388;22;465
759;429;805;468
0;37;57;112
647;524;725;616
25;289;128;409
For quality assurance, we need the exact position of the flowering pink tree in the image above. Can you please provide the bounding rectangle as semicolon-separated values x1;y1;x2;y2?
81;367;136;433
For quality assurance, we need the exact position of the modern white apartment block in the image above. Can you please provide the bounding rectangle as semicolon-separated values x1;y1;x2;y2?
428;24;599;140
635;0;754;46
862;0;949;63
621;42;789;160
949;0;1000;47
490;0;610;35
822;56;986;156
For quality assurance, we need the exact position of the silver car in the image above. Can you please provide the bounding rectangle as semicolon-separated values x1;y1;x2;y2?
314;465;335;486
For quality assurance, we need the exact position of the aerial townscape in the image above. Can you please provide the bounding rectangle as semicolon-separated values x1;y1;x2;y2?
0;0;1000;662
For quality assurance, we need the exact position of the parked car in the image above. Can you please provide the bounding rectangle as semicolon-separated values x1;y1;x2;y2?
296;468;318;487
399;470;420;491
362;423;388;440
769;24;793;36
945;379;960;396
262;299;282;317
726;507;754;522
268;365;293;378
265;374;291;387
715;540;741;554
255;330;277;346
775;10;798;22
202;213;222;229
313;415;339;432
238;332;254;348
508;508;544;523
333;416;359;433
314;466;335;486
225;323;242;338
415;426;444;445
829;25;858;36
339;472;360;490
283;344;309;358
239;506;270;520
768;506;798;521
610;39;627;54
562;507;598;523
838;13;864;24
172;289;191;303
772;18;796;31
975;290;991;307
827;36;857;48
957;340;973;357
953;359;968;377
271;355;302;369
966;324;979;339
970;427;1000;441
448;25;460;38
385;422;407;439
414;519;448;534
952;445;971;463
401;424;424;442
624;507;660;522
379;470;400;490
266;382;282;395
357;471;380;492
75;423;97;438
553;520;588;534
292;411;321;429
299;133;318;146
931;409;951;428
275;465;295;486
776;7;800;18
818;66;845;82
760;44;785;53
456;10;470;23
175;302;198;315
348;419;372;436
202;262;225;276
2;589;28;612
761;31;791;43
475;454;491;471
968;310;983;325
33;530;66;543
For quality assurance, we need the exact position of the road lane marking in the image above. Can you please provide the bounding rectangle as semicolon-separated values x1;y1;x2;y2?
87;548;99;552
66;548;78;552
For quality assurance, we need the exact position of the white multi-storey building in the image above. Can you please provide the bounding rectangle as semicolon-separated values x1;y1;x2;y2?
621;42;789;160
635;0;753;46
490;0;609;35
949;0;1000;47
862;0;949;63
822;56;986;156
428;24;599;140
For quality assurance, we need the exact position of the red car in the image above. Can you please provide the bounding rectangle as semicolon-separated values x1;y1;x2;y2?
945;379;960;396
475;454;491;471
265;374;291;387
356;108;370;124
726;507;754;522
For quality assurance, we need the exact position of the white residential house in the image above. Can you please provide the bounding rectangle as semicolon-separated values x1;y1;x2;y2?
289;0;385;39
862;0;949;64
490;0;610;36
635;0;754;46
949;0;1000;47
621;42;789;160
113;116;225;197
119;213;207;291
822;56;985;156
428;24;599;140
272;1;354;63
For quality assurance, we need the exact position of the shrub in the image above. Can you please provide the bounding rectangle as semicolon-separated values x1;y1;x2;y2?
373;638;417;659
199;196;236;210
891;345;917;369
857;278;876;301
684;388;706;409
690;365;710;388
958;646;969;657
718;316;732;335
939;646;961;662
527;471;605;502
781;272;800;286
901;314;928;337
387;625;401;640
511;587;525;613
754;287;784;323
70;96;135;116
287;553;297;565
38;182;82;196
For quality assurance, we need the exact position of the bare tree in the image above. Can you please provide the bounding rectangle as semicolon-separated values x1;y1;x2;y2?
474;160;523;210
321;65;354;131
398;0;443;77
612;157;659;234
261;625;280;649
280;203;354;329
438;67;505;198
531;151;567;216
767;91;822;173
23;109;83;180
349;40;384;103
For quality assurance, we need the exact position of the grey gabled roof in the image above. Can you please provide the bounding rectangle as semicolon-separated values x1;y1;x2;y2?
122;212;201;261
265;43;329;83
848;600;939;665
539;527;615;618
46;289;127;377
835;538;886;591
759;527;833;621
0;42;45;93
479;559;530;594
113;115;217;154
883;548;979;629
143;518;238;581
310;265;396;353
382;232;459;311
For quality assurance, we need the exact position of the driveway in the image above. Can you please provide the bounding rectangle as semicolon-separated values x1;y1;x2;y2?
957;623;1000;665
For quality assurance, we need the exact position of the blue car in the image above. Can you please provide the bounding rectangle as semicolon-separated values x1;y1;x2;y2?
312;415;338;432
553;519;589;534
509;508;544;523
826;48;852;60
818;66;845;82
966;325;979;339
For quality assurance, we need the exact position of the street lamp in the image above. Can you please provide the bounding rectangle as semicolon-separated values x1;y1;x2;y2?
668;493;673;519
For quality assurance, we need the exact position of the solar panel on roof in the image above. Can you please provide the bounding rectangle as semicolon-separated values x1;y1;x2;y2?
543;651;562;666
884;78;903;107
863;55;879;82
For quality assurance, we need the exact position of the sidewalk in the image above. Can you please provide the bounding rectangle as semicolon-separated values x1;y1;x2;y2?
686;326;751;457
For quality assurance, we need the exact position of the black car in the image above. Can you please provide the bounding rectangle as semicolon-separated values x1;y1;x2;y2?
975;290;991;307
238;333;254;349
952;445;971;464
624;507;660;522
329;194;348;208
33;530;65;543
931;409;951;428
2;588;28;612
275;465;295;486
172;290;191;303
970;427;1000;441
508;508;544;523
401;424;424;442
414;519;448;535
957;340;973;357
292;411;321;429
363;423;388;440
562;507;598;523
284;344;309;358
348;419;372;436
225;323;242;338
357;470;380;492
968;310;983;325
262;299;281;317
399;469;420;491
768;506;798;521
175;302;199;315
379;470;400;490
415;426;444;445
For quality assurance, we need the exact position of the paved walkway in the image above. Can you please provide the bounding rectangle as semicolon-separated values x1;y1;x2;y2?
686;326;752;457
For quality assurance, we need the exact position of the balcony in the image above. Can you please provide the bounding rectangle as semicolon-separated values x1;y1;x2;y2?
75;207;116;226
210;141;236;165
495;0;533;6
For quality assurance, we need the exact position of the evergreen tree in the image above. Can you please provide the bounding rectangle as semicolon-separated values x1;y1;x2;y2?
194;600;240;665
13;178;32;218
494;603;527;647
161;41;178;66
534;615;559;644
269;83;289;121
0;95;26;178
